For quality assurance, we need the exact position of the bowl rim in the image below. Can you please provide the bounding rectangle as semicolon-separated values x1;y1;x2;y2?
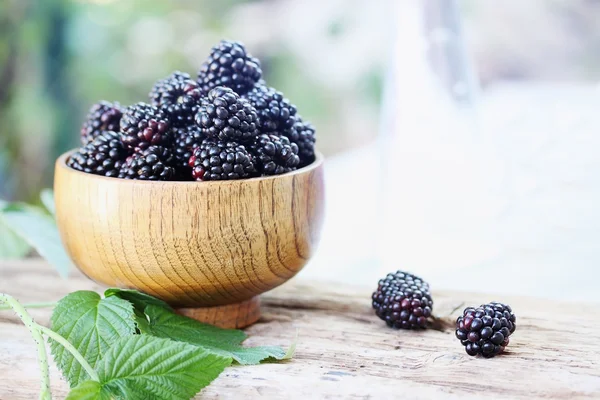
56;149;323;185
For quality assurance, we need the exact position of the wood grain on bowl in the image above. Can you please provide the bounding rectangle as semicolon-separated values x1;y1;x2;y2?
54;151;324;327
176;296;261;329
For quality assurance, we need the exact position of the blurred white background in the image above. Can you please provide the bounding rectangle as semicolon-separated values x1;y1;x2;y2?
300;0;600;302
2;0;599;301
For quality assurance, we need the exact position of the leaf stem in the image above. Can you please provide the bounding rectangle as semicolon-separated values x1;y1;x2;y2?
38;325;100;382
0;301;58;311
0;294;52;400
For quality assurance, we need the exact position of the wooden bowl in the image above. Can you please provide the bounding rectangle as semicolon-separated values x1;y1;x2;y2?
54;151;325;328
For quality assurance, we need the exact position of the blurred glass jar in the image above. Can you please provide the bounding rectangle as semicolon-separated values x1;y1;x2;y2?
377;0;506;280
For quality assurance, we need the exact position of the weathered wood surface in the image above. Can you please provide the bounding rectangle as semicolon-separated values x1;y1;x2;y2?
1;260;599;399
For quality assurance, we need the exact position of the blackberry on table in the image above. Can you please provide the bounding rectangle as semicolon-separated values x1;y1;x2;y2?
173;125;205;171
120;102;172;152
149;71;203;127
189;139;256;181
455;302;516;358
243;85;297;133
283;118;316;167
371;271;433;329
80;101;123;145
197;40;262;95
250;133;299;176
195;86;259;142
67;131;127;178
118;145;176;181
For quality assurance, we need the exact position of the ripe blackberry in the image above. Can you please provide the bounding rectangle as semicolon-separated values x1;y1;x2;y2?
118;145;176;181
197;40;262;95
80;101;123;144
283;118;316;167
189;139;256;181
455;302;516;358
149;71;203;127
68;131;127;178
371;271;433;329
195;86;259;142
250;134;299;176
120;102;172;152
173;125;205;170
243;85;297;133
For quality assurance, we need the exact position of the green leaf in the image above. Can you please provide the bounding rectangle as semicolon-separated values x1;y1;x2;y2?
0;202;71;277
140;305;287;365
50;291;137;387
0;221;30;259
97;335;230;400
104;288;173;313
40;189;56;215
66;381;111;400
0;200;31;259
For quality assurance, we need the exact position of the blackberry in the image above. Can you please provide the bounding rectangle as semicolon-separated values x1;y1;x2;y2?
149;71;203;127
189;139;256;181
195;86;259;142
250;134;300;176
80;101;123;145
173;125;205;170
243;85;297;133
283;118;316;167
455;302;516;358
371;271;433;329
197;40;262;95
119;102;172;152
118;145;176;181
67;131;127;178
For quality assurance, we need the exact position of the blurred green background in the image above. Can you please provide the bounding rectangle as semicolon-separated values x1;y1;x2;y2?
0;0;390;201
2;0;600;201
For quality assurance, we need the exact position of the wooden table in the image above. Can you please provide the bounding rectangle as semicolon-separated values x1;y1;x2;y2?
1;260;599;399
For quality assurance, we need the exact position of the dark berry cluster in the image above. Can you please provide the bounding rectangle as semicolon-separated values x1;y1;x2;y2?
371;270;518;361
173;125;205;170
69;39;317;181
150;71;203;127
80;101;123;145
285;119;316;167
243;86;297;132
197;40;262;95
251;134;299;175
371;271;433;329
195;87;259;142
118;146;175;181
455;302;516;358
68;131;126;177
120;103;171;152
189;140;256;181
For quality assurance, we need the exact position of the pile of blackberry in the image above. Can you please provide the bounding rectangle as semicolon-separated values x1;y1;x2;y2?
372;270;517;359
68;40;316;181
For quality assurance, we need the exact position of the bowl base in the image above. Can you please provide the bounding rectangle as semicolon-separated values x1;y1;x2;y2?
175;296;261;329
